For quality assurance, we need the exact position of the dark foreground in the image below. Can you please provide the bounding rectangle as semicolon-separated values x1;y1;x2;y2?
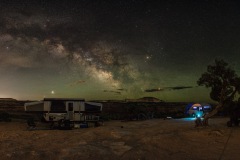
0;118;239;160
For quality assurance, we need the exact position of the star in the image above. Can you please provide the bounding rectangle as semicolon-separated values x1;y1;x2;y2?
145;54;153;62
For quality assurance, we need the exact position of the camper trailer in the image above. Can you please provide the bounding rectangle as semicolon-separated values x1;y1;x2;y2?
24;98;102;128
186;103;212;118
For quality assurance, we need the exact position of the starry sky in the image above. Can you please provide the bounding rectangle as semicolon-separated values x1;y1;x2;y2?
1;0;240;102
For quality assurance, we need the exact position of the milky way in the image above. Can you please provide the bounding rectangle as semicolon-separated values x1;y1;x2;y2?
0;0;240;102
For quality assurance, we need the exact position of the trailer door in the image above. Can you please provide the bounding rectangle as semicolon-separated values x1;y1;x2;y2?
66;102;74;120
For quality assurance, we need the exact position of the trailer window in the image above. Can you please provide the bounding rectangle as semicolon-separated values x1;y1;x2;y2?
193;106;198;110
51;101;66;111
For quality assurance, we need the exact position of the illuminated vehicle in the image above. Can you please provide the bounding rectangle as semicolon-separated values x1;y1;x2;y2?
186;103;212;118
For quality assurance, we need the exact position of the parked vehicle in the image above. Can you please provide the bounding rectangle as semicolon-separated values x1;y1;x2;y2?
24;98;102;129
186;103;212;118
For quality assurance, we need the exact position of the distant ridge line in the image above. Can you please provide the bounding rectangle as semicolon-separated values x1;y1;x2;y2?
0;98;17;101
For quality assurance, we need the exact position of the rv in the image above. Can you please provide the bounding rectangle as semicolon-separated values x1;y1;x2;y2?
186;103;212;118
24;98;102;128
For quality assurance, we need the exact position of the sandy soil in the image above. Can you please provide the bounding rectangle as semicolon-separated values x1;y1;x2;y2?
0;118;239;160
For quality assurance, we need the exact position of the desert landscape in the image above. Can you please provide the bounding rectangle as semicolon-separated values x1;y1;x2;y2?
1;1;240;159
0;99;239;160
0;116;239;160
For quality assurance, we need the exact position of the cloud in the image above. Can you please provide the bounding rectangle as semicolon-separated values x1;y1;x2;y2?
0;54;33;68
168;86;194;90
69;80;86;87
145;86;194;92
103;90;122;95
117;88;127;91
0;36;68;70
145;88;162;92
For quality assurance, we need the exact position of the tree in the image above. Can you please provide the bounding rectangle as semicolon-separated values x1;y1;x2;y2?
197;59;240;125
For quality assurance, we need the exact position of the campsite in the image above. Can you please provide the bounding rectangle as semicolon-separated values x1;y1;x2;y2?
0;116;239;160
0;99;239;160
1;1;240;159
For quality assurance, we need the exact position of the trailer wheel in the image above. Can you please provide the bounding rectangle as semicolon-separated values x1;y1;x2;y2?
27;117;36;129
58;119;71;130
58;119;65;128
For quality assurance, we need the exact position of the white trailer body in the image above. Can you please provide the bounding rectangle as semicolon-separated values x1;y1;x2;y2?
24;98;102;123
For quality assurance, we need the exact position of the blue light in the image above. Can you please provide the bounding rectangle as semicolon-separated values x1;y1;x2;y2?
197;114;201;118
179;118;196;121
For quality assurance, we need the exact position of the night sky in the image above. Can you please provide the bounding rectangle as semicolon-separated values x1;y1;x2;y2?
1;0;240;102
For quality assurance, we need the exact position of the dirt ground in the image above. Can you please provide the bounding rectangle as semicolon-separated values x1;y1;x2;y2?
0;117;239;160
